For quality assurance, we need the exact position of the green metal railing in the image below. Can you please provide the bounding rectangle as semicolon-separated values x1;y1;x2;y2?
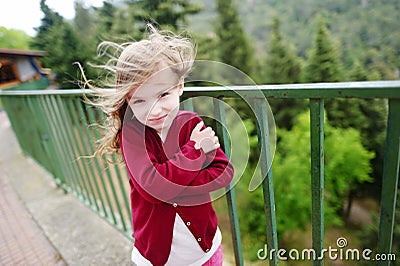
0;80;399;266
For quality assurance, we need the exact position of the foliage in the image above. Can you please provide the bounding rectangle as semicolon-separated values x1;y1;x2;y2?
215;0;254;77
303;17;343;83
349;60;368;81
190;0;399;80
262;16;307;129
0;27;31;49
302;16;387;183
96;2;117;33
29;0;204;87
237;111;374;259
324;54;387;180
263;17;302;85
73;1;95;43
125;0;203;31
31;0;93;88
26;0;399;88
326;98;387;181
358;190;400;265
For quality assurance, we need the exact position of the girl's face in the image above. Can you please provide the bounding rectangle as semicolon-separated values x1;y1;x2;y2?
126;68;183;135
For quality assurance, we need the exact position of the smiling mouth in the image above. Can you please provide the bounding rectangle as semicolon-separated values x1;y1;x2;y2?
148;114;167;122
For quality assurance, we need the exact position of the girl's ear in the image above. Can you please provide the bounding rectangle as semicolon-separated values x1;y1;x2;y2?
178;78;184;96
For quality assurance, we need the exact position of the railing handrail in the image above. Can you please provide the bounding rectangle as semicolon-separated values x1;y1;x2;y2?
1;80;399;98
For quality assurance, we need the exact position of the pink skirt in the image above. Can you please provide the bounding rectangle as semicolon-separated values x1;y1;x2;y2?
202;244;223;266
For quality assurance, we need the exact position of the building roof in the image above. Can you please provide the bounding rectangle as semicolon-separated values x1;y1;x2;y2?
0;48;46;57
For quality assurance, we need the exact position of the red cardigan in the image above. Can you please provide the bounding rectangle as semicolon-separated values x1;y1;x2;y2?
121;110;234;266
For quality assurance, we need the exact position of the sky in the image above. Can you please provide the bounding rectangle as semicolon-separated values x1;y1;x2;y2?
0;0;105;36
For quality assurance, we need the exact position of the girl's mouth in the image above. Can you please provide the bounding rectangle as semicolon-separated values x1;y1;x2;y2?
149;114;167;122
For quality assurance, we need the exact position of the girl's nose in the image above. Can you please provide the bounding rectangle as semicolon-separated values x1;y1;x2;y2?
150;100;163;117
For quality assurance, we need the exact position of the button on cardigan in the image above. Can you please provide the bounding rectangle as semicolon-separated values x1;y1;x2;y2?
121;111;234;266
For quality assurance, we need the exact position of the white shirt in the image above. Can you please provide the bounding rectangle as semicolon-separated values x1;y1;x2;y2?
131;213;222;265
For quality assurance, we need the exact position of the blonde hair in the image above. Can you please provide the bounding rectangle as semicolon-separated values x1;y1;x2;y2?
80;25;195;158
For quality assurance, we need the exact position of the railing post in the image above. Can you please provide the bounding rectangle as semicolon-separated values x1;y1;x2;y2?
377;98;400;266
310;99;324;266
36;95;66;187
2;96;32;157
212;97;244;266
252;98;279;266
74;99;108;217
85;105;118;225
26;96;59;180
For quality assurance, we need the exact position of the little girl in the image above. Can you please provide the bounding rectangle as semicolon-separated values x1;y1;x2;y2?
84;25;234;265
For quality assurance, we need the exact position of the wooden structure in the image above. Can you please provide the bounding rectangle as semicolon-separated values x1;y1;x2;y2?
0;48;49;90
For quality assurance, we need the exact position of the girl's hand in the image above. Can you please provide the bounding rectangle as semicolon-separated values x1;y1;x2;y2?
190;121;220;153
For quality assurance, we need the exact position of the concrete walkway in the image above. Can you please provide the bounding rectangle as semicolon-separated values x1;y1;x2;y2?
0;110;133;265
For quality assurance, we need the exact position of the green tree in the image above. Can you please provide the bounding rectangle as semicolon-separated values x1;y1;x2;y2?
301;17;387;185
349;60;368;81
325;96;386;193
215;0;254;77
303;17;343;83
328;59;387;183
73;1;95;44
238;111;374;258
126;0;202;31
93;1;118;39
73;1;98;68
0;27;31;49
190;0;400;81
263;16;307;129
359;189;400;265
110;6;139;37
264;17;302;84
31;0;92;88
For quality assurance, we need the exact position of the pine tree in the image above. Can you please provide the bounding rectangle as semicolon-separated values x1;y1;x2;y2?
111;7;138;36
303;20;386;185
92;2;118;40
359;190;400;265
126;0;202;31
349;60;368;81
342;60;387;183
264;17;306;129
303;17;343;83
32;0;64;48
74;1;94;43
215;0;254;77
265;17;302;84
31;0;92;88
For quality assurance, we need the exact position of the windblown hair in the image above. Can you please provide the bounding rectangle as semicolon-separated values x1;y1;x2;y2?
80;25;195;158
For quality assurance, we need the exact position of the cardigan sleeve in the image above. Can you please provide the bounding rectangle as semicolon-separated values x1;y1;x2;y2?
176;113;234;195
121;112;234;204
178;147;234;196
122;122;208;203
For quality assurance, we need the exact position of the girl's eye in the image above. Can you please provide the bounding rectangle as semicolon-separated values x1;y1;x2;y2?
133;99;144;104
160;92;169;98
